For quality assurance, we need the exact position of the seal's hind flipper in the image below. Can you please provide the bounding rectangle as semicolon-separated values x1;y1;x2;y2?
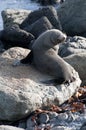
20;51;33;64
41;78;65;86
41;76;76;86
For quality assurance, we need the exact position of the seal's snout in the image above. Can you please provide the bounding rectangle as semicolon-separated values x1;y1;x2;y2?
62;34;67;41
57;34;66;43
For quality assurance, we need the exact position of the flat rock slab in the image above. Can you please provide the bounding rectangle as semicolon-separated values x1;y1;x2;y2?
0;47;81;121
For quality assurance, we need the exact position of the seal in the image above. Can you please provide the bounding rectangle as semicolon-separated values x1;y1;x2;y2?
21;29;75;85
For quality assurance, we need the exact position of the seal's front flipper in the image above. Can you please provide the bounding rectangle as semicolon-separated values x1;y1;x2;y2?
12;51;33;66
20;51;33;64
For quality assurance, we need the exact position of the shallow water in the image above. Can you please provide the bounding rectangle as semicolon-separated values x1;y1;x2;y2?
0;0;41;29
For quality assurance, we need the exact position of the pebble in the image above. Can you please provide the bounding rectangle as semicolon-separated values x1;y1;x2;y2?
67;112;75;123
48;112;58;119
37;113;49;124
57;113;68;121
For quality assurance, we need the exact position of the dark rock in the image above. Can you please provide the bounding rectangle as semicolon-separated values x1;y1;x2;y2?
80;122;86;130
57;0;86;37
20;6;62;31
0;40;5;52
37;0;60;5
37;113;49;124
18;120;26;129
27;117;36;128
24;16;54;38
0;24;35;49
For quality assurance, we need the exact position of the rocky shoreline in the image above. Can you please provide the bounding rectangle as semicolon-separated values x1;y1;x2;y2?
0;0;86;130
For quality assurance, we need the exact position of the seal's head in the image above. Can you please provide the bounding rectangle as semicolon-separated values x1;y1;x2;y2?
50;29;66;45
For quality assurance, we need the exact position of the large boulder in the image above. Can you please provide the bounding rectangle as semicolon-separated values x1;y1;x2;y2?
64;53;86;85
57;0;86;37
1;9;31;29
0;24;35;49
20;6;62;30
0;47;81;121
24;16;54;38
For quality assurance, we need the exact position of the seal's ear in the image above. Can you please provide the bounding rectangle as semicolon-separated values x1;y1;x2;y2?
20;51;33;64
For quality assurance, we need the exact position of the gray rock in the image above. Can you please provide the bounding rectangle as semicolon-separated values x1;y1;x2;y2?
27;117;36;128
49;117;60;126
57;113;68;121
1;9;31;29
18;120;26;129
24;16;54;38
20;6;62;30
26;127;34;130
0;47;81;121
57;0;86;37
64;53;86;85
0;125;25;130
80;127;86;130
0;24;35;49
58;36;86;57
48;112;58;119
